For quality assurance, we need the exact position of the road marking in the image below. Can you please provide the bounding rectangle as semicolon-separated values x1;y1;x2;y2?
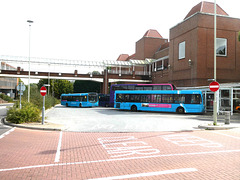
0;127;16;139
54;131;63;162
0;149;240;172
98;136;160;158
212;131;240;140
88;168;198;180
160;134;222;147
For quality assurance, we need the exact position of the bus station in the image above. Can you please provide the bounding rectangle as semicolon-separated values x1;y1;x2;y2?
1;1;240;180
180;83;240;114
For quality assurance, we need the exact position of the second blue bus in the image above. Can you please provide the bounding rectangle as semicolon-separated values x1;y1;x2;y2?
114;90;205;114
109;83;176;107
61;92;99;107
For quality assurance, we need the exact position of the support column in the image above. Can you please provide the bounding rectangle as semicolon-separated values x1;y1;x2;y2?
132;65;135;78
149;64;151;77
74;70;78;77
103;69;109;94
17;67;21;74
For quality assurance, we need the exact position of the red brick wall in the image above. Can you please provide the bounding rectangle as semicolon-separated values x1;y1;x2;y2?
135;37;168;60
166;13;240;87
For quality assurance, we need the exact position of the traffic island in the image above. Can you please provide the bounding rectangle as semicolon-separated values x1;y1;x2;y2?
198;123;240;130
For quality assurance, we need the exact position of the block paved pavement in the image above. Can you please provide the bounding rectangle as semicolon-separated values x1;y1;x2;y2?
0;128;240;180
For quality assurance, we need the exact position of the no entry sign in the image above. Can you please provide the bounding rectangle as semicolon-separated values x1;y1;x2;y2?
209;81;220;92
40;86;47;96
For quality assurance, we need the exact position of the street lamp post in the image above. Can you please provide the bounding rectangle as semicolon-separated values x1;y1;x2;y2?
213;0;218;125
27;20;33;102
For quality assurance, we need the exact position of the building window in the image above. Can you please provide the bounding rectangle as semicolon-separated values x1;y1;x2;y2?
178;41;185;59
216;38;227;56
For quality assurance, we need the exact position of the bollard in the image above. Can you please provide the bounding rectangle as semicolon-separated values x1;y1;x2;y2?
224;111;230;125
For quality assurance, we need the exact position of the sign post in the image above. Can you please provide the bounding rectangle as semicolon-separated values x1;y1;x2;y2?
209;81;220;125
40;86;47;125
17;82;26;109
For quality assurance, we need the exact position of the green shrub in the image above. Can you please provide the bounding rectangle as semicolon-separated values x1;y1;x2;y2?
8;83;60;124
0;93;13;102
7;101;41;124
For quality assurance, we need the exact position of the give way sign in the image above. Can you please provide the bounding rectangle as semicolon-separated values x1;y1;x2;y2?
209;81;220;92
40;86;47;96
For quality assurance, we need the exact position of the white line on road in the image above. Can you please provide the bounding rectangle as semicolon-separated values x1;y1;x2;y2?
0;127;16;139
88;168;198;180
54;131;63;162
212;131;240;140
0;149;240;172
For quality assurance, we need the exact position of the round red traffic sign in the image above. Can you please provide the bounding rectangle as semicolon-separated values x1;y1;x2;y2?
40;86;47;96
209;81;220;92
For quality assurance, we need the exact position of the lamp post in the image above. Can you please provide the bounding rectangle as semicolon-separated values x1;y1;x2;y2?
213;0;218;125
27;20;33;102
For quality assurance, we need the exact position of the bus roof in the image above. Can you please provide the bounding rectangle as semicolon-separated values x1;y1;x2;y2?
115;90;202;94
111;83;174;86
61;92;97;96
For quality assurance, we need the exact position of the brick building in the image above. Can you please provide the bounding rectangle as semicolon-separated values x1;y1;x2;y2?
117;1;240;87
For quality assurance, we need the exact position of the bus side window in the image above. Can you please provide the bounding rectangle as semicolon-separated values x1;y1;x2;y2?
174;94;185;104
127;86;134;90
143;86;152;90
191;94;201;104
162;85;171;90
67;96;72;101
151;95;156;102
141;95;150;102
124;94;130;102
185;95;192;104
62;96;68;101
135;86;143;90
152;94;161;103
72;96;77;101
116;94;123;102
162;94;173;103
130;94;140;102
153;86;162;90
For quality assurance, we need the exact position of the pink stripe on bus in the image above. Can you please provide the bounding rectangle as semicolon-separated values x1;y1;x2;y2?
149;104;172;108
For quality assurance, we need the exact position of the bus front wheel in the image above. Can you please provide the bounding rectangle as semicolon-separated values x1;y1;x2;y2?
66;103;69;107
79;103;82;108
131;105;137;112
177;107;185;114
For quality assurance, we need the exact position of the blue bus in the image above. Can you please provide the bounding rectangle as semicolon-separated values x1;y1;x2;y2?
114;90;205;114
61;92;99;107
109;83;176;107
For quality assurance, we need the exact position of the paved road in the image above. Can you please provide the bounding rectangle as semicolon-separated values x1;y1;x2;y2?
0;128;240;179
0;104;13;135
45;105;239;132
1;105;240;179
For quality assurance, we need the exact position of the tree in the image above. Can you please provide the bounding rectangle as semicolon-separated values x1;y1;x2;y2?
74;80;100;93
38;79;73;99
92;71;101;75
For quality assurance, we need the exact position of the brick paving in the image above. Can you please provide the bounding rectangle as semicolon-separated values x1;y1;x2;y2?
0;128;240;179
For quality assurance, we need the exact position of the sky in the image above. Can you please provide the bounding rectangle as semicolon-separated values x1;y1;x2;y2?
1;0;240;63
